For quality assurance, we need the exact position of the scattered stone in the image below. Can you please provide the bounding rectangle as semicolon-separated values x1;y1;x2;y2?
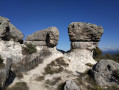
64;80;80;90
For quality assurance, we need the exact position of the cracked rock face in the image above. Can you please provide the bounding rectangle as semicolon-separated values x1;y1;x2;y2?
0;16;24;43
25;27;59;47
92;60;119;87
68;22;103;42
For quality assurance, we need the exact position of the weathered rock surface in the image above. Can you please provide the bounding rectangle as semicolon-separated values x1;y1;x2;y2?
68;22;103;42
64;80;80;90
0;41;23;63
25;27;59;47
92;60;119;87
0;16;24;43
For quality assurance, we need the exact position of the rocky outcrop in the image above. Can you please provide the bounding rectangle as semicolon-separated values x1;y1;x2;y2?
65;22;103;73
92;60;119;87
64;80;80;90
0;16;24;43
25;27;59;47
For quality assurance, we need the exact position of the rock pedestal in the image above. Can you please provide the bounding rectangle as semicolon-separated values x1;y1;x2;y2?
65;22;103;73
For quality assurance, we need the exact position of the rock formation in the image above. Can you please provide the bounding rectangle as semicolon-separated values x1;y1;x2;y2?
92;60;119;87
68;22;103;51
25;27;59;47
0;16;24;43
0;16;107;90
0;16;24;62
65;22;103;72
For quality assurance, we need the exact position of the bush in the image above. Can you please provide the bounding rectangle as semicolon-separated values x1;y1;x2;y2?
6;82;29;90
44;58;68;75
93;47;102;61
0;55;3;64
36;76;44;81
44;62;63;75
45;77;61;85
40;47;52;57
22;44;37;55
86;63;93;67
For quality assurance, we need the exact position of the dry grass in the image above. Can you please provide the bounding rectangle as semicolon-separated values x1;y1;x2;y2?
44;57;69;75
86;63;93;67
45;77;61;85
16;72;23;79
36;76;45;81
6;82;29;90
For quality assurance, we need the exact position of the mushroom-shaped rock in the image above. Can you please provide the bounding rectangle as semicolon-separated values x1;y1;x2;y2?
68;22;103;50
25;27;59;47
65;22;103;73
0;16;24;43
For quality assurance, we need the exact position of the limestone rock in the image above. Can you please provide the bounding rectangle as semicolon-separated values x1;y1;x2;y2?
64;80;80;90
68;22;103;42
0;41;23;63
0;16;24;43
92;60;119;87
25;27;59;47
65;22;103;73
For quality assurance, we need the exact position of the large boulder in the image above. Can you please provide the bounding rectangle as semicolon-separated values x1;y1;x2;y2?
0;16;24;43
25;27;59;47
64;80;80;90
92;60;119;87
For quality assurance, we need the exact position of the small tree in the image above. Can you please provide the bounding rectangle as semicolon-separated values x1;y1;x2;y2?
93;47;102;60
22;44;37;55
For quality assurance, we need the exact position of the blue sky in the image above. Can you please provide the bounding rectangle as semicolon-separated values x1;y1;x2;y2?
0;0;119;51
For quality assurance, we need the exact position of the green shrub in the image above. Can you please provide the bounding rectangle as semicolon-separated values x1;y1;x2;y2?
0;55;3;64
44;62;63;75
36;76;44;81
86;63;93;67
45;77;61;85
44;58;67;75
93;47;102;61
22;44;37;55
55;57;69;67
6;82;29;90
